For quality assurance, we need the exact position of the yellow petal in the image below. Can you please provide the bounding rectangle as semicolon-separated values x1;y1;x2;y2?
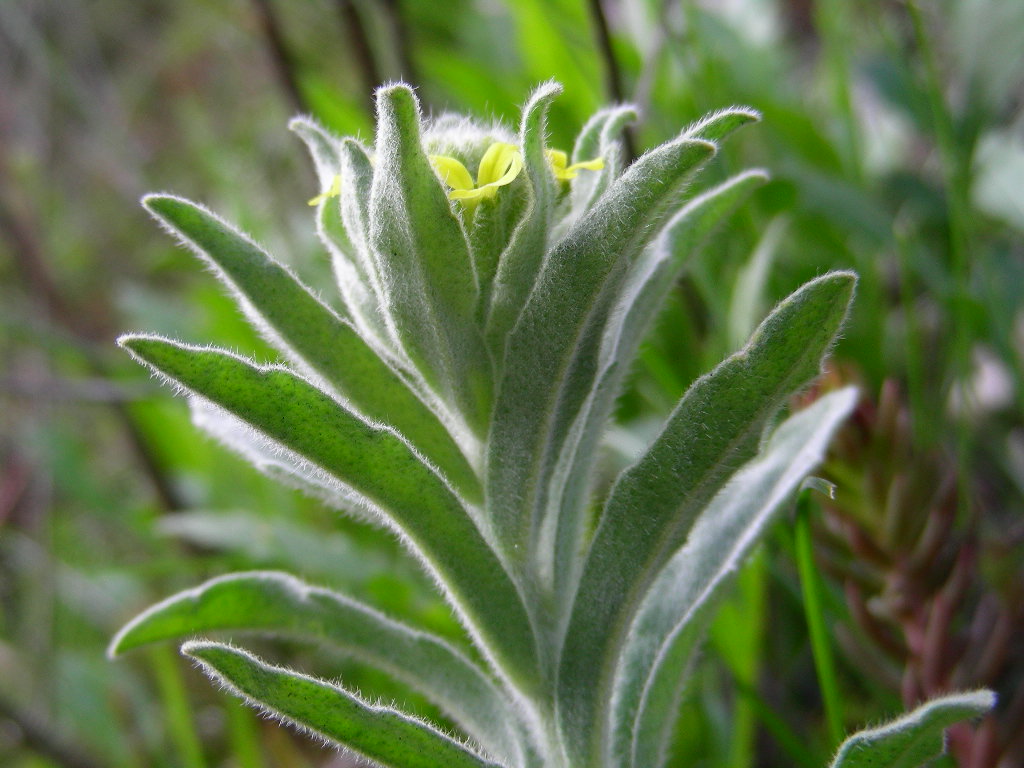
448;187;487;200
477;150;523;199
568;157;605;173
546;149;569;177
307;174;341;206
547;149;605;181
429;155;475;192
478;142;520;187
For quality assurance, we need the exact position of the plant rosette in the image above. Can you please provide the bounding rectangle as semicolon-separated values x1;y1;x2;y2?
110;82;993;768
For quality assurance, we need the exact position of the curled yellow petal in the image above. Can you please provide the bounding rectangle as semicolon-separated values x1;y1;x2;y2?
546;149;569;178
476;148;523;200
568;157;605;172
429;155;475;193
431;143;523;205
546;148;604;181
477;142;521;187
448;187;487;201
307;174;341;206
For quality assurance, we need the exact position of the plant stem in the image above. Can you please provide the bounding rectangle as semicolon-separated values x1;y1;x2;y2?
795;492;845;748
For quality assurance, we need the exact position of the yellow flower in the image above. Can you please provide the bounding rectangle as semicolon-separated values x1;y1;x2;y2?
308;174;341;206
430;142;524;206
545;149;604;181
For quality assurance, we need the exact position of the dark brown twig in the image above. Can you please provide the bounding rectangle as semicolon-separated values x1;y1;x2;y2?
379;0;417;85
249;0;310;115
585;0;636;163
0;186;185;513
334;0;382;115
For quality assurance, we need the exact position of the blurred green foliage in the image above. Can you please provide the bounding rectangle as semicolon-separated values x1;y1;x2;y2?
1;1;1021;766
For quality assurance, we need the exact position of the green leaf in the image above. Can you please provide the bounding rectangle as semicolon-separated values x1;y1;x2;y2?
370;84;493;433
547;170;770;603
118;336;541;692
321;138;394;349
183;641;503;768
617;388;859;768
557;272;856;768
142;195;481;503
485;81;563;356
567;104;638;219
488;132;717;567
189;399;370;518
728;216;789;348
684;106;762;143
289;116;341;189
291;119;390;342
829;691;995;768
109;571;524;763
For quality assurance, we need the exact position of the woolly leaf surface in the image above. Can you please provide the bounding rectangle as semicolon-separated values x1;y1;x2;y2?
184;641;503;768
558;272;856;767
110;571;522;762
143;195;480;503
618;388;858;768
488;133;717;569
119;336;540;691
370;84;492;432
830;691;995;768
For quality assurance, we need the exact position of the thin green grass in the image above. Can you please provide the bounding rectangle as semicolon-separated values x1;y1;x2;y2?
795;492;845;749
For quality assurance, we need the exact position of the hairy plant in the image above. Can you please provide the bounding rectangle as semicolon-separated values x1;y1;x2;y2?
108;83;992;768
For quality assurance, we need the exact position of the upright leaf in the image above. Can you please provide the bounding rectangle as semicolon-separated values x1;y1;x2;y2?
485;81;563;357
568;104;638;217
370;84;492;433
184;642;503;768
289;116;341;189
557;272;856;767
487;133;717;570
546;170;769;604
143;195;481;503
119;336;541;692
617;389;858;768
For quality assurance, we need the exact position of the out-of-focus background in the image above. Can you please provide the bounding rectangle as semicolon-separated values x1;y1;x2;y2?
2;1;1022;767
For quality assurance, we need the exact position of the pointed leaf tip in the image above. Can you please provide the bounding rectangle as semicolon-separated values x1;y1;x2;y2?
375;83;419;118
182;641;504;768
830;690;995;768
